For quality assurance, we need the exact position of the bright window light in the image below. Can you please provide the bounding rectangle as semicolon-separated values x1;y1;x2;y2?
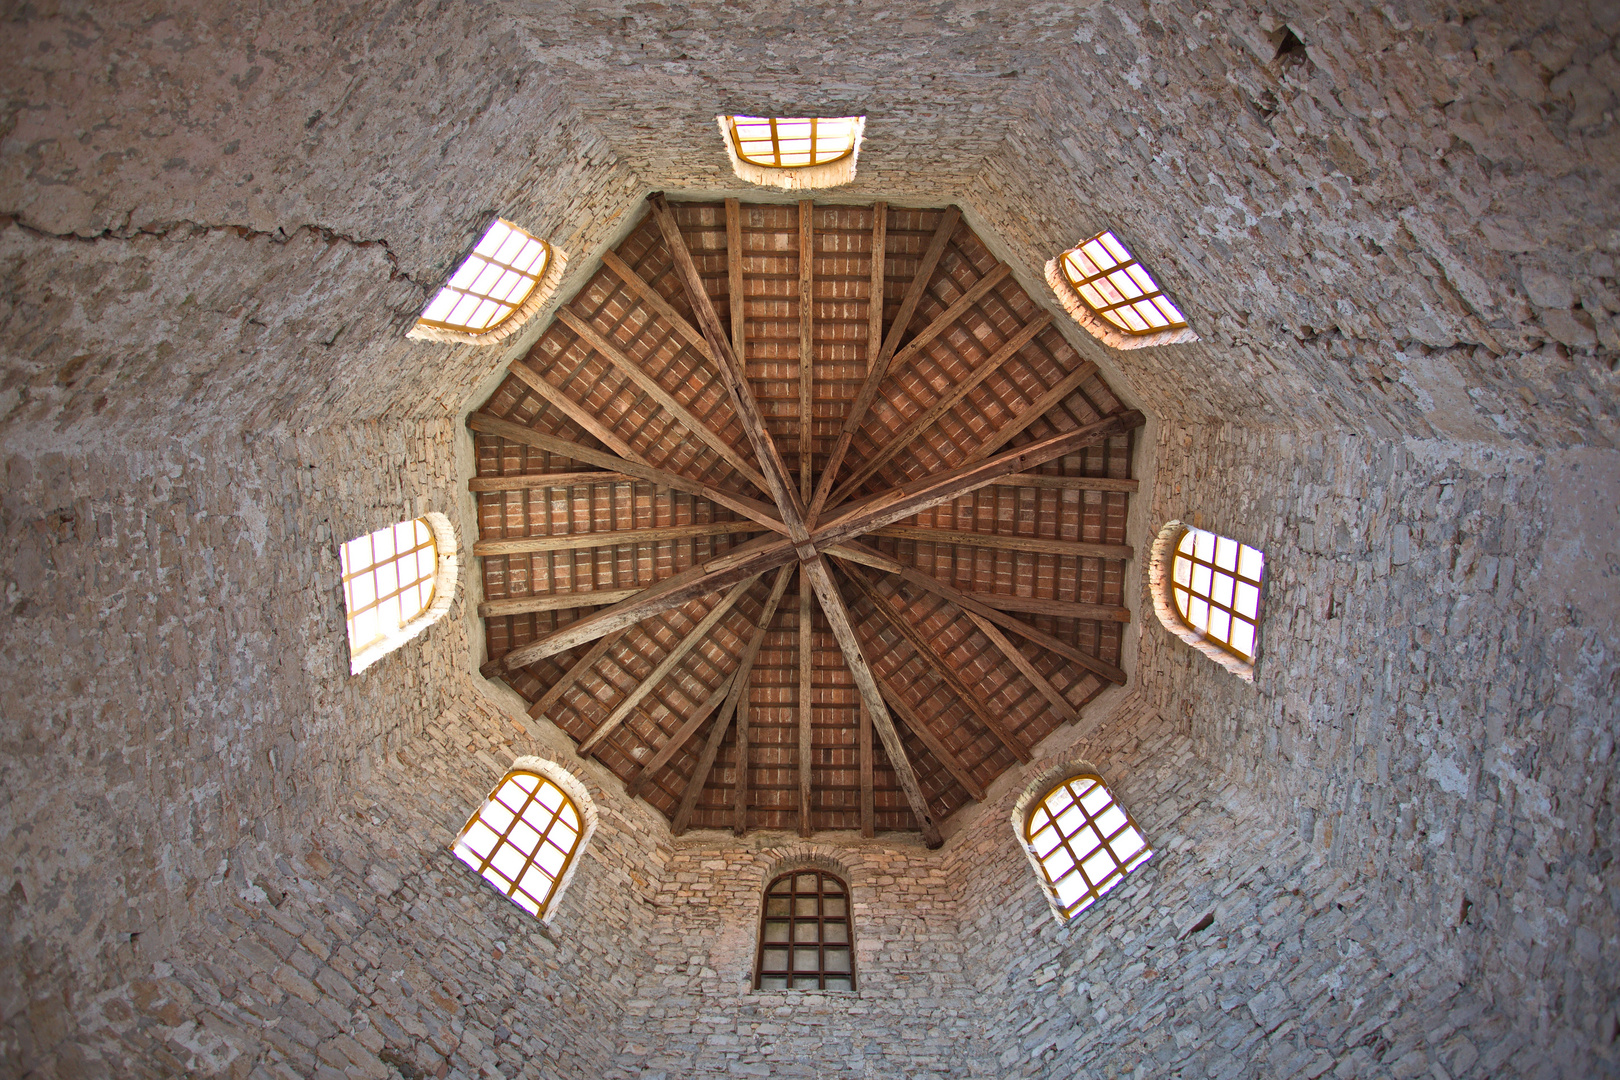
1025;774;1151;920
1060;231;1188;336
728;116;861;169
455;771;583;918
340;519;437;655
416;219;551;336
1173;528;1265;661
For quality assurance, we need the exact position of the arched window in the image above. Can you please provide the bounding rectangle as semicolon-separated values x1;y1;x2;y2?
717;115;865;190
339;512;458;674
1024;773;1151;920
408;218;565;345
1045;230;1197;350
1149;520;1265;680
454;769;585;918
754;870;855;991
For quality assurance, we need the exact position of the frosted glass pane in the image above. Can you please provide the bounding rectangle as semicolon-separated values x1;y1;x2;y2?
823;922;848;944
1215;535;1238;571
1030;824;1061;857
480;802;514;834
1208;607;1232;644
793;947;819;972
1235;582;1260;619
475;220;513;257
1054;872;1086;908
421;289;458;322
1094;805;1126;837
1230;620;1255;657
1043;846;1075;880
762;947;788;971
1081;848;1117;886
510;772;538;793
507;819;540;855
822;897;845;918
824;948;851;973
764;922;789;943
794;921;819;943
1239;544;1265;580
1079;784;1111;816
1112;827;1146;862
1055;802;1086;837
490;844;525;881
537;783;563;813
535;842;565;876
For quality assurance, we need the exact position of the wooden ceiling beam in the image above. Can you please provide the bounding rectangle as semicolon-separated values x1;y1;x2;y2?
949;591;1131;624
838;561;1030;764
963;611;1082;726
577;575;761;756
866;525;1133;563
506;356;651;469
498;532;797;668
799;200;816;502
522;627;631;718
812;410;1147;549
874;681;987;802
478;589;640;617
468;471;638;493
473;520;764;557
840;541;1128;686
993;473;1140;494
555;307;771;493
801;555;943;848
808;205;959;525
798;567;815;837
625;673;735;799
884;264;1011;377
467;413;787;536
960;360;1099;466
671;566;794;834
652;193;811;542
830;311;1055;503
600;250;715;361
858;700;874;838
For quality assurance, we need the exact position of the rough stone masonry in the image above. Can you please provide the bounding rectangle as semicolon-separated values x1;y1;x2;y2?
1;1;1615;1078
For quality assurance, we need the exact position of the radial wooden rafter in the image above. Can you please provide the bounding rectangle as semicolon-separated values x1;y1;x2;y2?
470;195;1143;846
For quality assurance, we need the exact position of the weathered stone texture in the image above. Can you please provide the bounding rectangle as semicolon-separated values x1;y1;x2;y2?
2;1;1616;1077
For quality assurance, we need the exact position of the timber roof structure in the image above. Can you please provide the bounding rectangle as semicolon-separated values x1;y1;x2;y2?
470;196;1142;846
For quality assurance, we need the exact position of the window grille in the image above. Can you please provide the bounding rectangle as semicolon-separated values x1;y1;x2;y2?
340;518;437;656
1171;528;1265;661
727;116;861;169
454;770;584;918
1025;774;1150;919
1060;231;1188;336
415;218;552;337
755;870;855;991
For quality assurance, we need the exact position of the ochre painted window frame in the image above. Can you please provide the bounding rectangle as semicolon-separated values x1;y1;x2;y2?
454;769;585;919
717;115;866;191
1022;772;1152;921
1045;230;1198;350
408;218;567;346
1149;519;1265;681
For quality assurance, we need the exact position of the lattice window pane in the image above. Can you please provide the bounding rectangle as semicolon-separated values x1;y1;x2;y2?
754;870;856;991
1026;775;1152;920
454;771;583;919
340;518;437;654
728;116;860;169
1172;527;1266;661
1061;229;1188;335
415;219;551;336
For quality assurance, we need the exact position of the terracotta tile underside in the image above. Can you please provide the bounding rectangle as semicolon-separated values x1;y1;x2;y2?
471;198;1135;836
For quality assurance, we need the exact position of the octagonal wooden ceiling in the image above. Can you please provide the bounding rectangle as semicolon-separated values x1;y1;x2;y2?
469;195;1143;847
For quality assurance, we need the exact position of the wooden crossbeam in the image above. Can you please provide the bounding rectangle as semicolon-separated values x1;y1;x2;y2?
498;532;797;667
467;471;637;493
473;520;763;557
884;264;1011;377
599;250;715;361
963;611;1082;726
466;414;786;535
726;197;746;363
858;699;874;838
809;206;959;525
812;411;1147;549
625;674;735;799
874;682;987;802
478;589;640;617
577;575;760;756
991;472;1140;494
798;567;815;836
506;357;650;468
841;542;1127;686
799;199;815;503
801;555;943;847
555;307;771;492
522;627;630;716
653;193;810;539
830;311;1055;503
671;566;794;834
867;525;1133;563
951;591;1131;623
839;562;1030;763
960;360;1098;466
